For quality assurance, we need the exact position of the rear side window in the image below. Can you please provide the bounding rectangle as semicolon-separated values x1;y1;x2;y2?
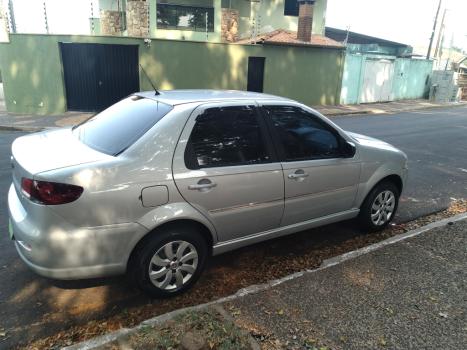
73;96;172;155
264;105;342;161
185;106;270;169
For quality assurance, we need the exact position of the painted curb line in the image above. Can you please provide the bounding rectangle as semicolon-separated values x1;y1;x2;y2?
64;212;467;350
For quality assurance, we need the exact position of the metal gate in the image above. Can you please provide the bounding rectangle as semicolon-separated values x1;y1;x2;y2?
60;43;139;111
360;59;395;103
247;57;265;93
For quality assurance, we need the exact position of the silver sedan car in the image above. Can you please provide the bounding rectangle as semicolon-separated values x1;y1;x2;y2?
8;90;408;297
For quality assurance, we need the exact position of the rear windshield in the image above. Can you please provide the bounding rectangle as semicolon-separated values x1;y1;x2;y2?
73;96;172;155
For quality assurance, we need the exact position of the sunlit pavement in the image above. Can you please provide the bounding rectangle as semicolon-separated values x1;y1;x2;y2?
0;105;466;348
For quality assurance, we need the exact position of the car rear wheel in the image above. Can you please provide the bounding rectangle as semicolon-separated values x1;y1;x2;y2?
359;181;400;231
128;226;208;298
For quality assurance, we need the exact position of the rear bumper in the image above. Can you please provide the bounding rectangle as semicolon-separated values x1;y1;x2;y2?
14;242;125;279
8;183;147;280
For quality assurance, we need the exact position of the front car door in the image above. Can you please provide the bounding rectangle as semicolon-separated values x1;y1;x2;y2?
172;101;284;242
260;103;361;226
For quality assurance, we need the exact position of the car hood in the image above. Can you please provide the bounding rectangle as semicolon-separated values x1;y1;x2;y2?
346;132;403;153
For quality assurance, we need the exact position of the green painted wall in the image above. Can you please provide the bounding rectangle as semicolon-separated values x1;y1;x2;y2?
0;35;68;114
0;33;344;115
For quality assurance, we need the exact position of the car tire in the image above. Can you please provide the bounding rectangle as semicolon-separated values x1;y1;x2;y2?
128;225;208;298
358;181;400;232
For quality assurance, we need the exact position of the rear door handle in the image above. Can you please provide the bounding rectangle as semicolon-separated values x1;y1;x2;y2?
288;170;309;180
188;179;217;191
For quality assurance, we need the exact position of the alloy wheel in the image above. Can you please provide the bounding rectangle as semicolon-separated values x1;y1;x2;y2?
148;240;198;291
370;190;396;226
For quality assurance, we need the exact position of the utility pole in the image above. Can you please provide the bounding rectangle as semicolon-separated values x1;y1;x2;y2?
427;0;442;60
434;8;447;63
343;25;350;46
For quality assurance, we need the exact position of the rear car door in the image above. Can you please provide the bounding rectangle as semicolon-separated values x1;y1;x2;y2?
260;103;361;226
172;102;284;242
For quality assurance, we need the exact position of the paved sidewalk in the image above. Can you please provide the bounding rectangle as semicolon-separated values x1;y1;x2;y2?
0;111;93;131
69;215;467;350
227;218;467;349
0;99;465;132
315;99;467;117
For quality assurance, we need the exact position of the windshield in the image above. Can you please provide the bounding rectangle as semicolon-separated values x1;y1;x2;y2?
73;96;172;155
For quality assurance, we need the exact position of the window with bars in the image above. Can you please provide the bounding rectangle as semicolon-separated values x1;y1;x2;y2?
156;3;214;32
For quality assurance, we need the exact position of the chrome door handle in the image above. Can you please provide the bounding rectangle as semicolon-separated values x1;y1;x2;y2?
288;172;309;180
188;180;217;191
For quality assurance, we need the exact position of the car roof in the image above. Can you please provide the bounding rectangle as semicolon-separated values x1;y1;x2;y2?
135;89;293;106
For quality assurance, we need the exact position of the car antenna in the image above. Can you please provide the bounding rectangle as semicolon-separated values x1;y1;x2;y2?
139;64;160;96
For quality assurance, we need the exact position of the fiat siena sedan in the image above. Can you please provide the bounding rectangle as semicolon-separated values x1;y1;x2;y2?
8;90;408;297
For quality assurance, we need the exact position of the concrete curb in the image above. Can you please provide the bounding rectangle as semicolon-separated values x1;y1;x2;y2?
64;212;467;350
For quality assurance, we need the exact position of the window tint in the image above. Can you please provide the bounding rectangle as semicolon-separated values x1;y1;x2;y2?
186;106;270;169
73;96;172;155
264;106;342;161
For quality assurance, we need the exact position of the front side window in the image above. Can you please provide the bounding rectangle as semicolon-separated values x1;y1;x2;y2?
73;96;172;156
185;106;270;169
157;3;215;32
264;106;342;161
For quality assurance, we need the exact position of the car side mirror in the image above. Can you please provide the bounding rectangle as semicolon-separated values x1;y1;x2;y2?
341;141;356;158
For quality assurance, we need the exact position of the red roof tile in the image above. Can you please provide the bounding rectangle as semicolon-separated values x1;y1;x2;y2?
235;29;344;48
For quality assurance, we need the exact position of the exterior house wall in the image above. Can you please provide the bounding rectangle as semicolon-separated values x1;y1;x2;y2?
149;0;222;42
221;8;239;42
127;0;150;37
100;10;124;35
258;0;326;36
96;0;326;42
341;53;433;104
0;33;344;115
0;3;9;43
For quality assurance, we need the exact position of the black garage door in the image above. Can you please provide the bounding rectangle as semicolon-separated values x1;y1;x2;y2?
60;43;139;112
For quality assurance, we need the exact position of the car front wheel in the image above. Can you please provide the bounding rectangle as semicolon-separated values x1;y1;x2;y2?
129;226;208;298
359;181;400;231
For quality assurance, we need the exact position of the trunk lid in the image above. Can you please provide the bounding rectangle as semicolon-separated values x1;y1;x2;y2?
11;128;110;192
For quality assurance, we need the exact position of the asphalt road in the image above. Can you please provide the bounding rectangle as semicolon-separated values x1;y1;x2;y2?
333;106;467;222
0;105;466;349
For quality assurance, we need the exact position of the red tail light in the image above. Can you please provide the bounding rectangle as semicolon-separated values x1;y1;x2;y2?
21;178;83;205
